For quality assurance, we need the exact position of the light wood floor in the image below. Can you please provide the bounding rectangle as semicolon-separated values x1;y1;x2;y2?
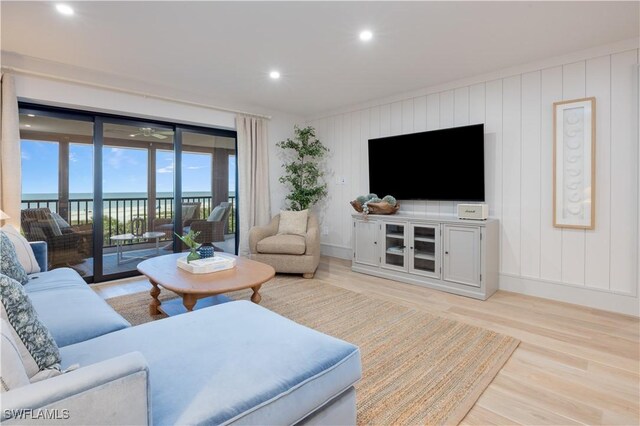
94;256;640;425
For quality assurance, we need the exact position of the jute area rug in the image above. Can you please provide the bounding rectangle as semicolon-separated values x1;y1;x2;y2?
105;276;519;425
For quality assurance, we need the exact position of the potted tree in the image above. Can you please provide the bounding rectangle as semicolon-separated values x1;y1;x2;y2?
277;125;329;211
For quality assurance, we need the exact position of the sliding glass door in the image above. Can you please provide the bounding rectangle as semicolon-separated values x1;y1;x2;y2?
18;104;237;283
180;130;237;254
98;121;175;278
19;109;95;278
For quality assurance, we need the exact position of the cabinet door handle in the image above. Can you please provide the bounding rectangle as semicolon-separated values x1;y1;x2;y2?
445;251;449;255
410;247;414;250
374;241;377;245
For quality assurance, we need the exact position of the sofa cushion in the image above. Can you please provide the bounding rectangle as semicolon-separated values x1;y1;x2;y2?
60;301;361;425
278;209;308;236
0;232;29;285
1;225;40;274
0;318;30;392
0;274;61;380
25;268;130;347
257;234;306;255
24;268;87;292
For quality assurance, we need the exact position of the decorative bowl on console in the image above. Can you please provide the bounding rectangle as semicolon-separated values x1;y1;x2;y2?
350;194;399;215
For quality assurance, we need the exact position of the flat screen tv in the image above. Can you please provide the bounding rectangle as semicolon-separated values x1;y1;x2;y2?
368;124;485;201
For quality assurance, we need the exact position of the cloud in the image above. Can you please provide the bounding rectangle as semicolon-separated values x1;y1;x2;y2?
69;152;78;163
21;151;31;160
186;166;204;170
106;147;140;169
157;163;174;174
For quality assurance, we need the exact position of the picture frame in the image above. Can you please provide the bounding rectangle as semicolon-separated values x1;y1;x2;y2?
553;97;596;229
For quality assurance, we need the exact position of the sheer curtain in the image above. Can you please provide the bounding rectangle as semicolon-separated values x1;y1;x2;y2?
0;74;21;228
236;115;271;256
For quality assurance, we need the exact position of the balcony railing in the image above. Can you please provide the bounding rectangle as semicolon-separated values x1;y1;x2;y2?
22;195;236;247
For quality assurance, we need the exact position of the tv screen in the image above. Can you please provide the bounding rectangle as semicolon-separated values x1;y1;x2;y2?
368;124;485;201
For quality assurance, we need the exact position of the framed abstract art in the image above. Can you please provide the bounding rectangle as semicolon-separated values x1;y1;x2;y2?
553;97;596;229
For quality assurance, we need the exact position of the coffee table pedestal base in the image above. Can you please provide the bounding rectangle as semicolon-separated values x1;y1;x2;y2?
158;294;232;316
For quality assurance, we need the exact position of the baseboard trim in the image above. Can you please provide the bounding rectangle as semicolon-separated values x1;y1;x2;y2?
320;243;352;260
499;274;639;317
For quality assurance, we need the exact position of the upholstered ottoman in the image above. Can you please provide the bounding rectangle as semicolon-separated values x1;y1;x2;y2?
27;301;361;425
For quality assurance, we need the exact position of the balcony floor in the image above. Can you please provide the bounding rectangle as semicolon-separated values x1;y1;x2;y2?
68;234;236;278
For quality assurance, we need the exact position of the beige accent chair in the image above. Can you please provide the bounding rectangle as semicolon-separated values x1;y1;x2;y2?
249;213;320;278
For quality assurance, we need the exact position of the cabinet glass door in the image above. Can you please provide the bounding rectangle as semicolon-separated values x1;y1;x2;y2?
409;224;439;278
382;223;406;270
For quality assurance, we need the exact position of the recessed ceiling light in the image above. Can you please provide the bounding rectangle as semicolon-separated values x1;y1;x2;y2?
129;134;136;137
24;124;32;128
359;30;373;42
27;114;35;117
269;71;281;80
55;4;74;16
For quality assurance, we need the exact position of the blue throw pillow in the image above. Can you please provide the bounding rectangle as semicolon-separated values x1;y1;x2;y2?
0;273;61;379
0;231;28;285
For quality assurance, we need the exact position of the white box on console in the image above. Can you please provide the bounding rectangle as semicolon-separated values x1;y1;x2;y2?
177;253;236;274
457;203;489;220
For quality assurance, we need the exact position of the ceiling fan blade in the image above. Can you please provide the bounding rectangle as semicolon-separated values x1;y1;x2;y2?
152;133;168;140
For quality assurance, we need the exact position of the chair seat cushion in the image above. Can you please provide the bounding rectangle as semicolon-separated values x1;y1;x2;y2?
257;234;306;255
60;301;361;425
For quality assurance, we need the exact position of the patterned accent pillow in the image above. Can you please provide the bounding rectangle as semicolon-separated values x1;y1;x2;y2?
0;225;40;274
0;273;61;380
0;231;28;285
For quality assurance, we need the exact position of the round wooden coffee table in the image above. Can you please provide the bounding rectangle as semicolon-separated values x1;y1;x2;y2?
137;253;275;315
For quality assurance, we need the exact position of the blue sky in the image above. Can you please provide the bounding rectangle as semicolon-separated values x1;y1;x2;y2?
21;141;236;195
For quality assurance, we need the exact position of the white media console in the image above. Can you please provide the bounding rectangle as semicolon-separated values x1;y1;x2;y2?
351;213;499;300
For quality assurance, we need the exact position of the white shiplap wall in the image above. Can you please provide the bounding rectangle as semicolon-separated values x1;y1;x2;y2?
308;46;639;315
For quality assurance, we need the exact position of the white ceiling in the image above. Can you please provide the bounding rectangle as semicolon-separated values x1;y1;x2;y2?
2;1;638;117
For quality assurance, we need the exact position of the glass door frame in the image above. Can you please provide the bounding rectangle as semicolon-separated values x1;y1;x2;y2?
19;102;238;283
95;116;177;282
18;105;96;282
177;125;240;255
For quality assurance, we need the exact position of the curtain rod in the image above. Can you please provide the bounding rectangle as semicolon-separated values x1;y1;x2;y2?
1;66;272;120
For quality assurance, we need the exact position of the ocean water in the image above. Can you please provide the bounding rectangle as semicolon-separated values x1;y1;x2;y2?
21;192;235;220
21;192;228;200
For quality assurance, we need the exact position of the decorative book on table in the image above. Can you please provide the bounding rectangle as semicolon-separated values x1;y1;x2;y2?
177;253;236;274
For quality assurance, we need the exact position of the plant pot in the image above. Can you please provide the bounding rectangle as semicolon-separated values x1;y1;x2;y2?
187;248;201;263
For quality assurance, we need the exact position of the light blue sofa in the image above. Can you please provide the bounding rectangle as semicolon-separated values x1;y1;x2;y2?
2;242;362;425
